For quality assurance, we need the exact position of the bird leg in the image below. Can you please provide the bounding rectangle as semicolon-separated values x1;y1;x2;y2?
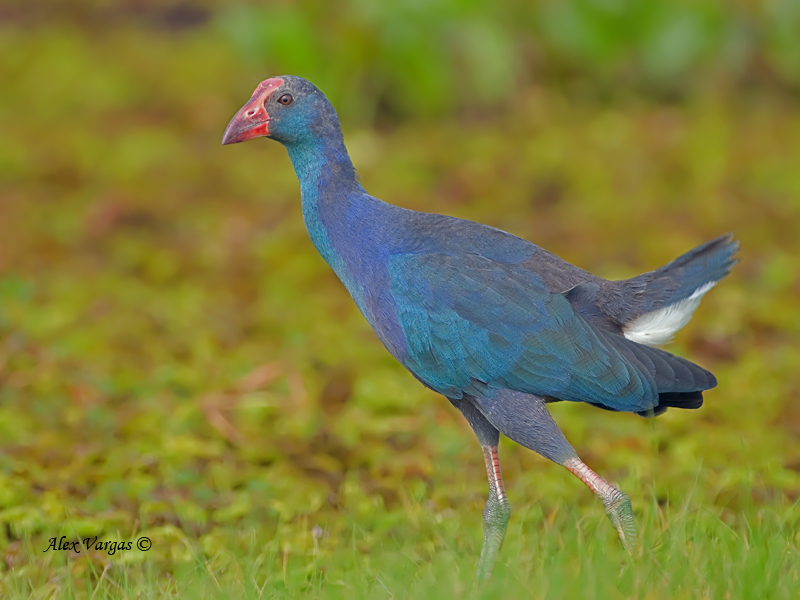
451;398;509;580
469;391;637;553
478;444;511;580
564;457;637;551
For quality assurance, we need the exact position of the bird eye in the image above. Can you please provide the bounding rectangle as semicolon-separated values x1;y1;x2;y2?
278;94;293;106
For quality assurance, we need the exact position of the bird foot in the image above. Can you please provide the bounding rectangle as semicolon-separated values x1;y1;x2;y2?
565;457;638;553
476;495;511;580
603;490;637;553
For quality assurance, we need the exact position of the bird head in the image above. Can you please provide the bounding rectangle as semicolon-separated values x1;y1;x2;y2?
221;75;336;147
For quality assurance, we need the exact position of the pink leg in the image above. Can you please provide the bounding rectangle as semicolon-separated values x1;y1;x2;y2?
477;444;511;580
565;457;637;550
482;445;507;505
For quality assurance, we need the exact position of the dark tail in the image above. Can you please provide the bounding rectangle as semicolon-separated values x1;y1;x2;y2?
626;233;739;316
599;328;716;417
616;234;739;346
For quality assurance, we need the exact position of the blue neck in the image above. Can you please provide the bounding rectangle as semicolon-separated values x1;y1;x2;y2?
285;134;363;277
282;130;409;361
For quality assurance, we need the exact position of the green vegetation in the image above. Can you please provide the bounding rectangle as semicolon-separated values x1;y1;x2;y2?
1;2;799;598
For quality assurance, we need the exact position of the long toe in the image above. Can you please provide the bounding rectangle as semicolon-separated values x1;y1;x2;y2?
477;498;511;580
603;489;637;552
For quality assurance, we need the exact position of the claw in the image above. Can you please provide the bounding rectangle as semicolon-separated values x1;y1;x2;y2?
603;490;637;552
565;457;638;552
476;445;511;580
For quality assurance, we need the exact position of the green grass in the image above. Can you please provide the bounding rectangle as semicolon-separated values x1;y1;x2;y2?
2;494;798;598
2;7;800;599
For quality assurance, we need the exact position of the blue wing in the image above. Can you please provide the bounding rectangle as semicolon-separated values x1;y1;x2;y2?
387;251;706;412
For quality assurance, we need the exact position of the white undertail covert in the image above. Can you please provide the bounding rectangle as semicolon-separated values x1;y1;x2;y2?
623;282;717;346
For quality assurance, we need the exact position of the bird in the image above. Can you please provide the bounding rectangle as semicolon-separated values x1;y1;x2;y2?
222;76;738;579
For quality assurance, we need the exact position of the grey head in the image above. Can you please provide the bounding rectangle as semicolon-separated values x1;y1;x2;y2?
221;75;340;147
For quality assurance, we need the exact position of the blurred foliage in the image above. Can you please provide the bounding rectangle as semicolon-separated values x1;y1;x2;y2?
217;0;800;120
1;1;800;597
1;0;800;123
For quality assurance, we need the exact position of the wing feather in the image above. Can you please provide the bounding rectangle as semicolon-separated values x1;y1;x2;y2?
388;252;660;411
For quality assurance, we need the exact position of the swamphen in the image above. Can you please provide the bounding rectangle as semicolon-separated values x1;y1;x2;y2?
222;76;738;579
